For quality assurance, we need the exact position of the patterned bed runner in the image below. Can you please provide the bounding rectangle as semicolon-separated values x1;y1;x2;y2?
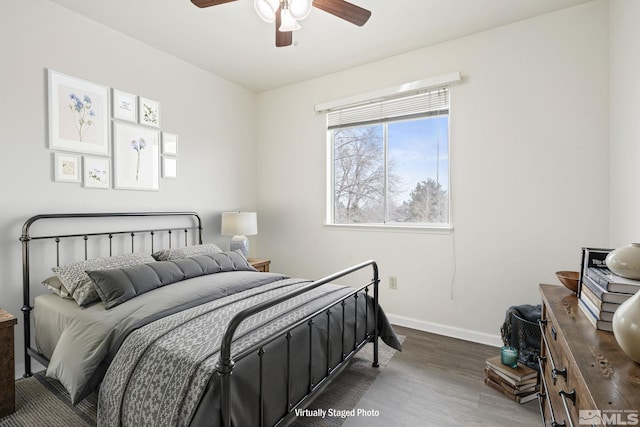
97;278;349;427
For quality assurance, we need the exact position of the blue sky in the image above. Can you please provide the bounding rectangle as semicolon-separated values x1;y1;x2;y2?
388;116;449;202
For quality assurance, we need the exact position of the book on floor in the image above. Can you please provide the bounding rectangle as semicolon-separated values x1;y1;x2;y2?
485;355;537;382
484;368;537;394
483;377;539;404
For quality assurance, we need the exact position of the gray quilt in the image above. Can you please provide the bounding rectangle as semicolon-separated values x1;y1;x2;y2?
96;276;399;427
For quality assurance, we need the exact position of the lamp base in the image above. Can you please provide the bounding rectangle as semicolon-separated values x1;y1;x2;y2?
230;235;249;257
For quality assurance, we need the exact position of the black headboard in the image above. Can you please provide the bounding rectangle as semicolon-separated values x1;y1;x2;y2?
19;211;203;376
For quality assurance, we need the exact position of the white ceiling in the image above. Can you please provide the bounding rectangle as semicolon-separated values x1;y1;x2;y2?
48;0;592;93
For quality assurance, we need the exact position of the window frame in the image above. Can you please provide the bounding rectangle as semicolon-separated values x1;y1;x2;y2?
326;112;453;232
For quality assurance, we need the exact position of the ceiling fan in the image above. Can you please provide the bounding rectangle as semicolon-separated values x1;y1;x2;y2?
191;0;372;47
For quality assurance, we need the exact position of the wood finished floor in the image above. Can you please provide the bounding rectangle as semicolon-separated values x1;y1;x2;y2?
342;326;540;427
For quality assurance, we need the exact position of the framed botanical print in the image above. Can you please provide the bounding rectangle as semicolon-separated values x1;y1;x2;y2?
112;89;137;122
83;156;111;189
113;122;160;191
48;70;110;155
54;153;81;183
139;97;160;128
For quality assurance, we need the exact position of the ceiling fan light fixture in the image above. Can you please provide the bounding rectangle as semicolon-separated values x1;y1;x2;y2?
289;0;313;20
254;0;279;23
279;8;301;31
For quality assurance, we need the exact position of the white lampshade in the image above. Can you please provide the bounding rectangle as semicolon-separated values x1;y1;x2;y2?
279;8;301;32
254;0;280;23
289;0;312;20
221;212;258;236
221;212;257;257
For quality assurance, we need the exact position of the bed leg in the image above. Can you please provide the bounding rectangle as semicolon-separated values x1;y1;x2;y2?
216;359;234;427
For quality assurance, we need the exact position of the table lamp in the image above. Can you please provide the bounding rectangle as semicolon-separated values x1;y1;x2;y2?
221;212;257;257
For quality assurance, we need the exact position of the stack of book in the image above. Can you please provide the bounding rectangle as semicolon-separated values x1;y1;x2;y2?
579;248;640;332
483;355;538;404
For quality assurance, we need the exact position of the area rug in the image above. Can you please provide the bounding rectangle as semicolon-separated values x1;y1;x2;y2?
0;338;402;427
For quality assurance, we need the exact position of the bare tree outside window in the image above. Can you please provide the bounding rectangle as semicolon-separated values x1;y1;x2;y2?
332;115;449;226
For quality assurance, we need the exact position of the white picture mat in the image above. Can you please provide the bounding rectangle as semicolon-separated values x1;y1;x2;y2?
48;70;110;155
54;152;81;182
113;122;160;191
83;156;111;189
112;89;137;122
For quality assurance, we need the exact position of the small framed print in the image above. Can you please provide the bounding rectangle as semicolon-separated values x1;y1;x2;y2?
139;97;160;128
162;157;177;179
162;132;178;155
112;89;137;122
83;156;111;189
54;153;81;183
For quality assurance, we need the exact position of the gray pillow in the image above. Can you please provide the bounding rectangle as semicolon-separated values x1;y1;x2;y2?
52;253;156;306
87;251;257;309
152;243;222;261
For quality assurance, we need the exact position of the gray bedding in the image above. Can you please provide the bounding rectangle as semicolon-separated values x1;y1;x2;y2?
35;270;400;426
35;271;290;403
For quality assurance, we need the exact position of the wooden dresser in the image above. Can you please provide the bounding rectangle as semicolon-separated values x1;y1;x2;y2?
539;284;640;426
0;308;17;417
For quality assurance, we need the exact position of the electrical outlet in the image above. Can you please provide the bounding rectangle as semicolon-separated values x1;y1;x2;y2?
389;276;398;289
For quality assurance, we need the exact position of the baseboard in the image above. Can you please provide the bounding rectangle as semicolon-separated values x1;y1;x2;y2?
387;313;503;348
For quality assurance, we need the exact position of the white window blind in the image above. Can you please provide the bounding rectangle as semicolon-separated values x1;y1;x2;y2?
327;87;449;130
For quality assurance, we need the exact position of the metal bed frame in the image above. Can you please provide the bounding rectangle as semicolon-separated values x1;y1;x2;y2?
19;212;380;427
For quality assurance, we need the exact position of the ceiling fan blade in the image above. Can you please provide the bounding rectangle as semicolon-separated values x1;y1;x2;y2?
191;0;238;8
312;0;371;26
275;8;293;47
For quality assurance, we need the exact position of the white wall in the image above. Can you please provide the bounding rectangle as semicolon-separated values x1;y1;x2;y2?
0;0;258;376
610;0;640;246
256;1;610;345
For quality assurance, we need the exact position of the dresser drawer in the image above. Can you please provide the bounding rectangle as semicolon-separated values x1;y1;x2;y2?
539;317;573;426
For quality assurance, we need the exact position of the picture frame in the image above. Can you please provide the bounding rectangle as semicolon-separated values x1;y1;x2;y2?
83;156;111;189
113;122;160;191
48;69;110;155
162;132;178;155
139;97;160;128
53;153;81;183
112;89;137;122
162;157;178;179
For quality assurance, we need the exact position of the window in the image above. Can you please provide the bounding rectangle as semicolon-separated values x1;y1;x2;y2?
327;87;450;227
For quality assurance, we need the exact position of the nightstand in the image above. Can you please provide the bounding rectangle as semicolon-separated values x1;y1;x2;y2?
0;308;17;417
248;258;271;272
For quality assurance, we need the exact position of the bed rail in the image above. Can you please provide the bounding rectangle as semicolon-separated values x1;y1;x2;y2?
19;212;203;377
216;259;380;427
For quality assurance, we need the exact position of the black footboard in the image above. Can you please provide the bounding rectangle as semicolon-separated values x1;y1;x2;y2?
216;260;380;427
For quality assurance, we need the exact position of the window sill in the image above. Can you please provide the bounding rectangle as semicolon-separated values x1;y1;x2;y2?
324;223;453;234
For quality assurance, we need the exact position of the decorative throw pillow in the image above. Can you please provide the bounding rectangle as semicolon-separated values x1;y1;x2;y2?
88;251;257;309
52;253;156;306
152;243;222;261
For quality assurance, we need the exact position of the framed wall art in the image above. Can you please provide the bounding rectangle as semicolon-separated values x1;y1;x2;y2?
83;156;111;189
162;157;177;179
112;89;137;122
139;97;160;128
162;132;178;155
48;69;110;155
113;122;160;191
53;152;81;183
